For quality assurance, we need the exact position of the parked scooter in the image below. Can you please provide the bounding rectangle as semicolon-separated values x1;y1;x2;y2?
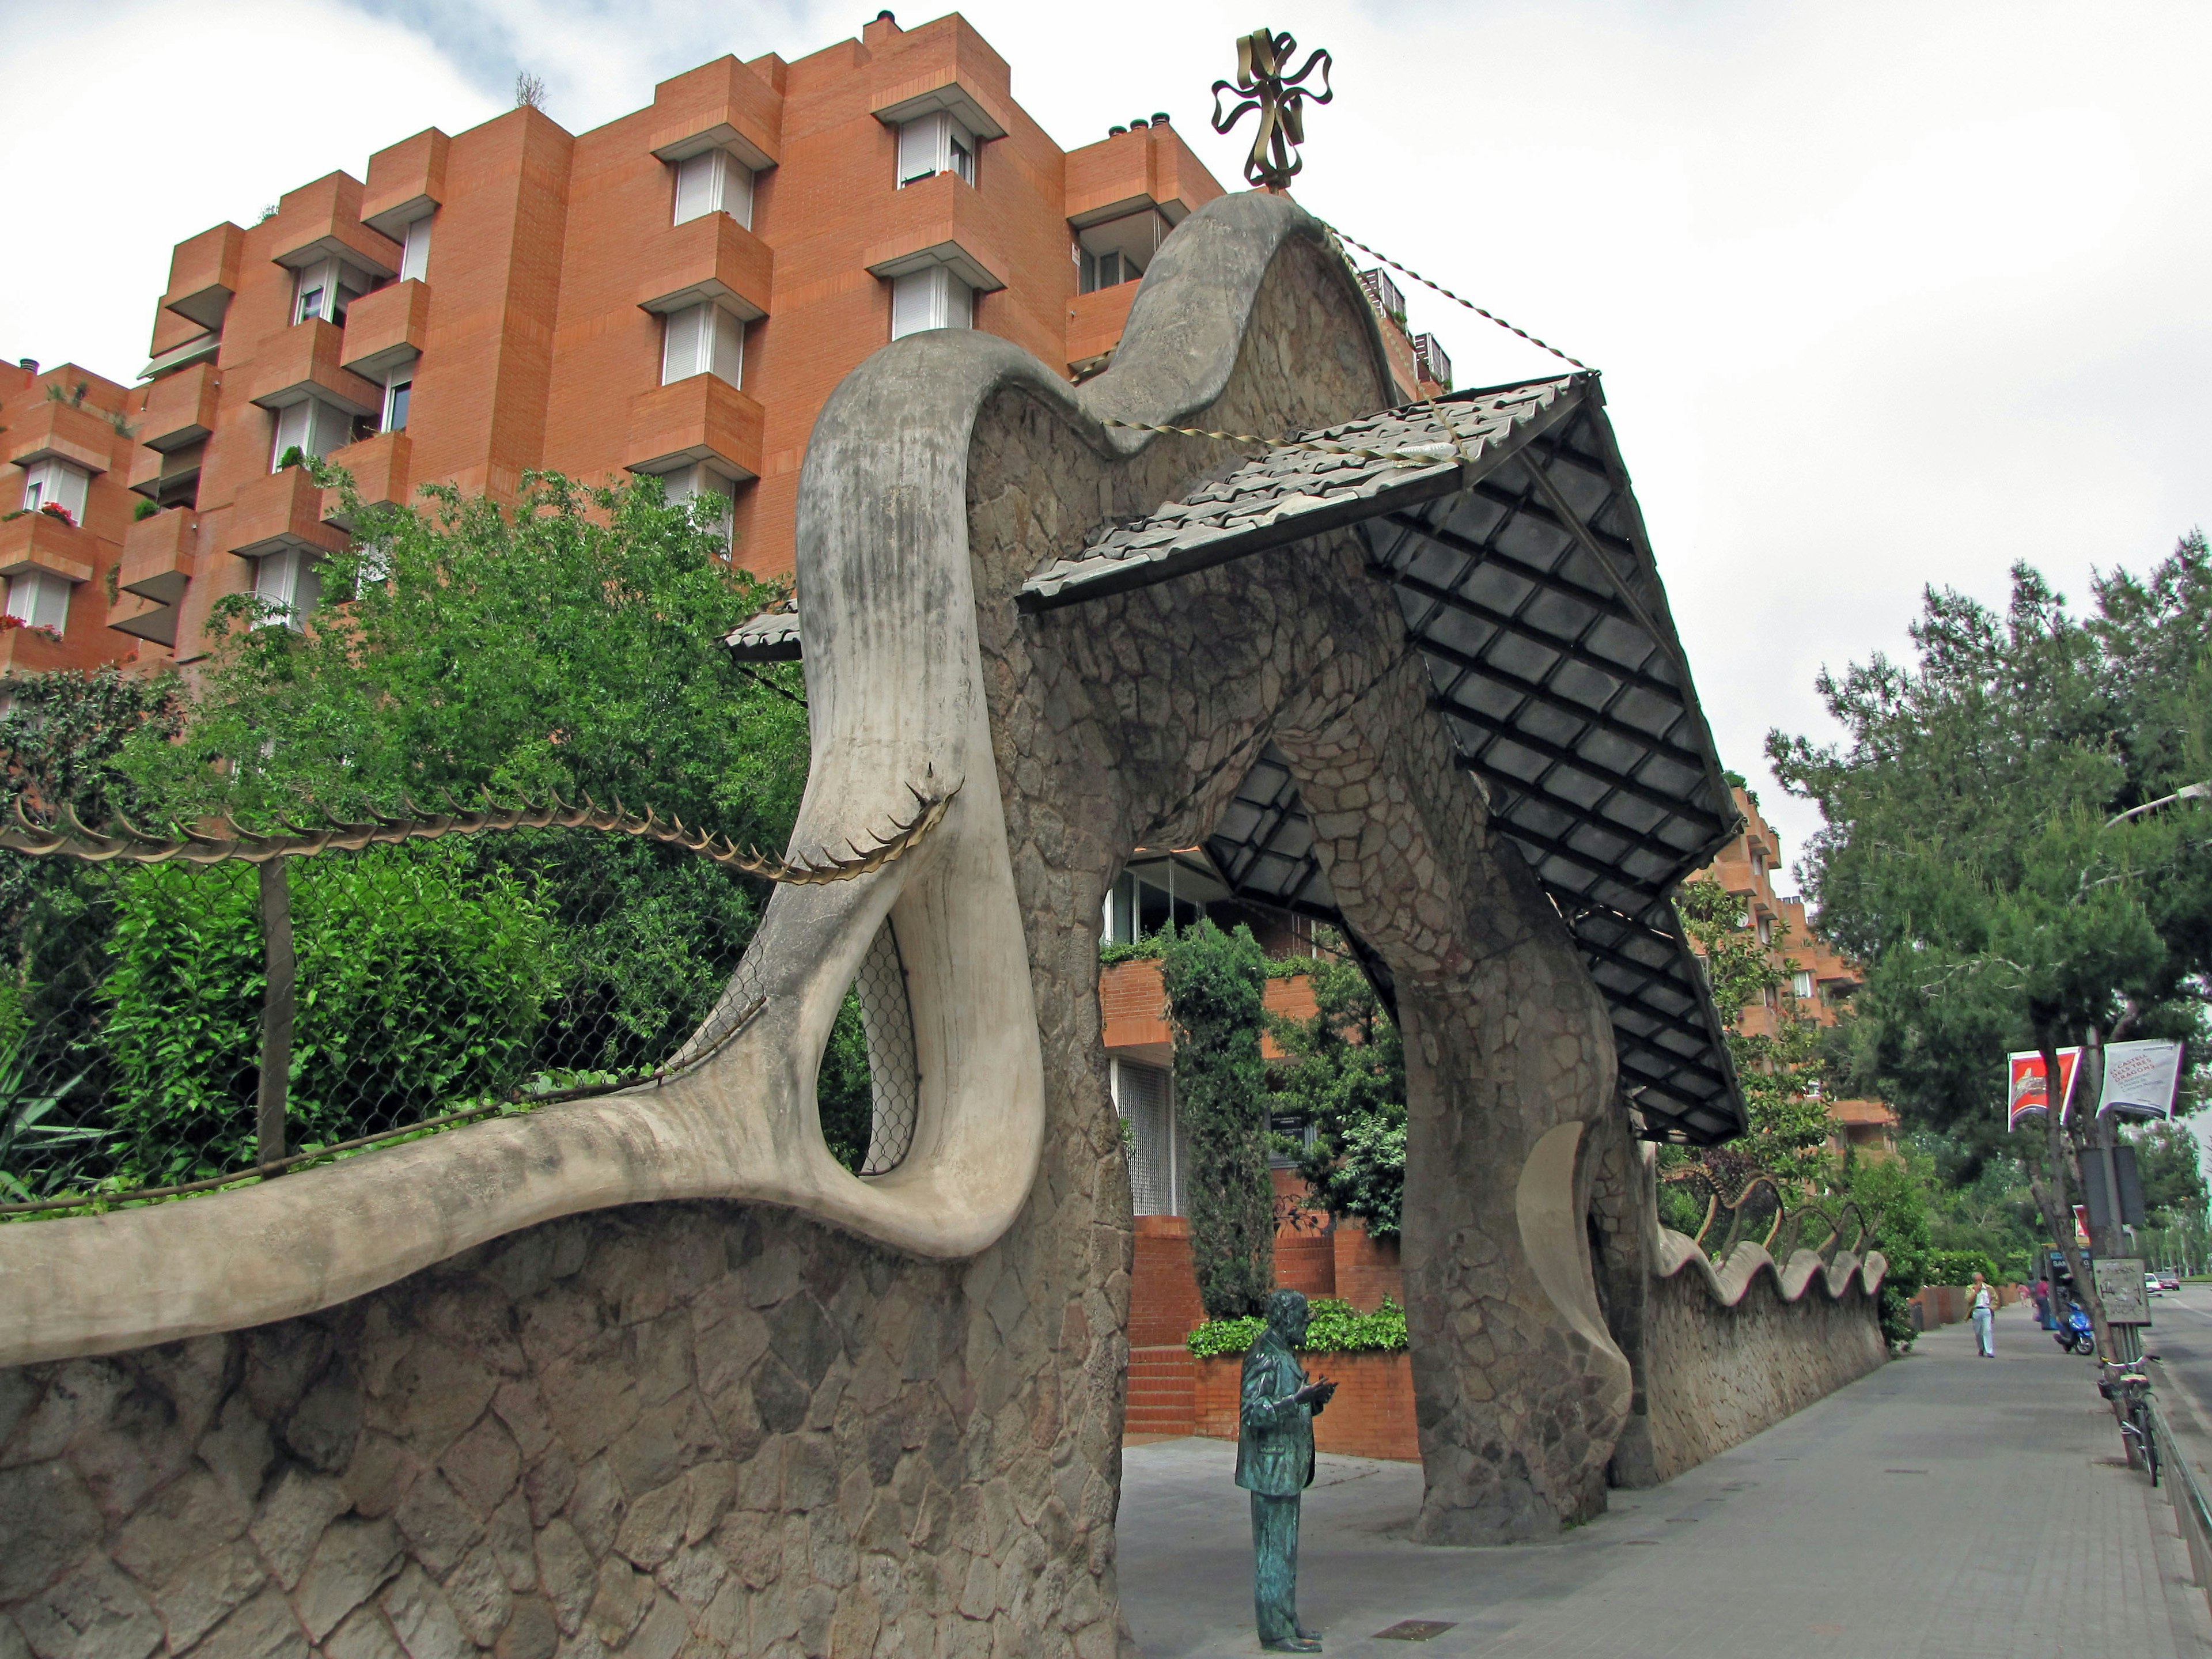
2053;1302;2096;1355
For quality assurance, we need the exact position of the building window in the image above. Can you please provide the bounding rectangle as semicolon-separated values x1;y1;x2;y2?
270;399;351;472
656;462;736;552
660;302;744;388
888;267;972;340
672;149;754;229
1756;915;1773;946
1792;970;1814;1001
20;458;89;523
1075;209;1166;294
895;111;975;188
292;256;367;327
4;570;70;635
382;373;412;434
252;549;321;631
1113;1059;1181;1217
399;215;433;283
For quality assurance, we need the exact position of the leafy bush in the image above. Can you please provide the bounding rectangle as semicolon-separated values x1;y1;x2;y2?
1925;1248;1999;1286
100;848;560;1183
1185;1297;1409;1358
1161;921;1275;1319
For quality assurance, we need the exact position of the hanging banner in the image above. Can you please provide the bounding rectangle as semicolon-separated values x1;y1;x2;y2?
2097;1039;2186;1120
2007;1047;2082;1130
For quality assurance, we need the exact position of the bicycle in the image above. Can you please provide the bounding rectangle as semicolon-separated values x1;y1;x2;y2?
2099;1359;2160;1486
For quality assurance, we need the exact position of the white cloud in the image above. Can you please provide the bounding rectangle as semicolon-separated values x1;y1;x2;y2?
5;0;2208;888
0;0;499;378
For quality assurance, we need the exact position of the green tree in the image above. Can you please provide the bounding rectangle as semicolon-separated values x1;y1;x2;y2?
1274;952;1408;1242
112;467;813;1107
1769;539;2212;1353
119;468;804;835
1673;877;1836;1188
1161;920;1275;1318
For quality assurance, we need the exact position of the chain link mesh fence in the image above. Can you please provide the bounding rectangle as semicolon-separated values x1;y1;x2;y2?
0;830;923;1214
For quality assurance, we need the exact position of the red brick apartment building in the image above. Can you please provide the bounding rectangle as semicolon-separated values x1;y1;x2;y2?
0;9;1451;675
1692;785;1900;1156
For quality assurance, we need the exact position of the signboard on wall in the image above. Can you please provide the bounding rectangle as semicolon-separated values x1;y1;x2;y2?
2097;1039;2186;1120
2008;1047;2082;1130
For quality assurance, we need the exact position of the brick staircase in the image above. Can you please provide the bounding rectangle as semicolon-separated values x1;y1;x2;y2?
1126;1344;1196;1437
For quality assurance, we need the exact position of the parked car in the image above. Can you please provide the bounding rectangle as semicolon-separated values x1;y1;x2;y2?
2160;1271;2183;1291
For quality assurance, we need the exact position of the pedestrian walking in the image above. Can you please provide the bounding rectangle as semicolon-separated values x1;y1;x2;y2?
1970;1272;1996;1357
2032;1277;2051;1331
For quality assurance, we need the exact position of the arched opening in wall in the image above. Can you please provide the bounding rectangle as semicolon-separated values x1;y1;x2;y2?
815;918;920;1175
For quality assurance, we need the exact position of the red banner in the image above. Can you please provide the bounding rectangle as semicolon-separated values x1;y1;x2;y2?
2007;1047;2082;1130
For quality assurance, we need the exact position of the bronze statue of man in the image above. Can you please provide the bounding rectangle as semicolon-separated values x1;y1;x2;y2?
1236;1288;1338;1652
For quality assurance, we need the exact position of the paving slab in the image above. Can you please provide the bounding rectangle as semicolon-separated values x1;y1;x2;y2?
1118;1303;2211;1657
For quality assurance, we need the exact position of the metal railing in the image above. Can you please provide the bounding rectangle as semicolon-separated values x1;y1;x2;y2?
2146;1392;2212;1619
0;794;936;1214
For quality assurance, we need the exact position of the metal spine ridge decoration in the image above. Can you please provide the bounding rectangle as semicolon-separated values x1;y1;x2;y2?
0;784;957;885
1649;1164;1889;1310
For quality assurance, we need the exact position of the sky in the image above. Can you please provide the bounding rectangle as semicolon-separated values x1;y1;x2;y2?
3;0;2209;892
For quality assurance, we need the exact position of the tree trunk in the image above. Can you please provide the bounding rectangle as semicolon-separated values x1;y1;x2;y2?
2037;1028;2113;1357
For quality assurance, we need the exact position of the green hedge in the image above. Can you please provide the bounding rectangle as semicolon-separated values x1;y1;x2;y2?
1184;1297;1408;1358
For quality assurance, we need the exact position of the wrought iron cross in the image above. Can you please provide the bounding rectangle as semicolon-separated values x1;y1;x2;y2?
1211;27;1333;192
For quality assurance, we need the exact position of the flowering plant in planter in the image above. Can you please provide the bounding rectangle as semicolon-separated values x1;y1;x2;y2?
36;503;75;528
0;615;65;642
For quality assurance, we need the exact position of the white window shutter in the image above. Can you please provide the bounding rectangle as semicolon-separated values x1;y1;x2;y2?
945;274;974;329
896;113;947;185
272;403;310;471
709;306;744;387
52;463;89;522
662;304;707;384
673;152;718;225
889;269;938;339
725;160;754;230
308;401;349;460
399;215;432;282
6;571;70;634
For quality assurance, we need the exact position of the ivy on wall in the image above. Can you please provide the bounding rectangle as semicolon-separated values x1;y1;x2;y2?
1161;919;1276;1319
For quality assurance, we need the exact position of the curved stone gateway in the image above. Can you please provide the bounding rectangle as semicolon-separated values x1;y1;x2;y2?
0;191;1854;1658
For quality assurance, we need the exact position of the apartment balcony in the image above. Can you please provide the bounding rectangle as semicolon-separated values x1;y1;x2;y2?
268;177;400;282
626;377;763;480
861;172;1009;294
225;467;347;560
1067;283;1139;374
647;57;781;172
140;361;222;453
249;320;381;418
106;591;179;649
129;439;203;506
363;128;449;240
0;623;79;676
1065;119;1218;229
0;513;95;584
118;507;196;605
637;215;774;323
1098;956;1316;1065
162;222;244;330
6;400;116;474
341;281;430;380
321;432;412;529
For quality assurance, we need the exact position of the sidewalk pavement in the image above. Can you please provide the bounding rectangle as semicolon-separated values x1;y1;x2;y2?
1116;1303;2212;1657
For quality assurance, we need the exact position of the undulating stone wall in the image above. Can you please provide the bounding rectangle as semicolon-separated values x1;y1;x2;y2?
1641;1252;1888;1481
0;1202;1135;1659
